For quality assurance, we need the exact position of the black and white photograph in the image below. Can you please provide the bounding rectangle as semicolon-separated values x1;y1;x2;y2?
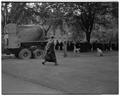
1;1;118;95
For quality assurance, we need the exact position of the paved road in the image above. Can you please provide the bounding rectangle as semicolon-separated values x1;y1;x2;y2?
2;73;63;95
2;51;118;94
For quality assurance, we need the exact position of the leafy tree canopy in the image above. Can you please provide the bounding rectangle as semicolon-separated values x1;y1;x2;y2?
2;2;118;42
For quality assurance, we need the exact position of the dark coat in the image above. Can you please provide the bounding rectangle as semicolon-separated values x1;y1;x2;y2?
44;40;56;62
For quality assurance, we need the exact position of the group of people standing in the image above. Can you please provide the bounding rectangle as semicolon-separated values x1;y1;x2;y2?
54;40;63;51
54;40;118;52
54;40;75;51
92;41;118;52
42;36;118;66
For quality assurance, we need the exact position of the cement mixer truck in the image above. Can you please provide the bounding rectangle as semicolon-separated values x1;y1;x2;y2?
3;23;48;59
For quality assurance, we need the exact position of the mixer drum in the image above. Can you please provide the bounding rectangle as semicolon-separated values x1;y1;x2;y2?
17;25;45;42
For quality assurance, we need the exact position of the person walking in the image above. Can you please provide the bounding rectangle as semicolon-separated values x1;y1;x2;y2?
42;36;58;65
55;40;59;50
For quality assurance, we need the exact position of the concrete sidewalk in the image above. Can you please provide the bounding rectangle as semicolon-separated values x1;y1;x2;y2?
2;51;118;94
2;73;63;95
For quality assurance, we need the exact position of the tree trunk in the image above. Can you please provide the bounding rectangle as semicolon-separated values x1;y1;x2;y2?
86;32;91;43
63;40;67;57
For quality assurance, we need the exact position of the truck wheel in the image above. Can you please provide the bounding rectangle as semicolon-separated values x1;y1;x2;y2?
18;48;32;59
33;49;43;59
